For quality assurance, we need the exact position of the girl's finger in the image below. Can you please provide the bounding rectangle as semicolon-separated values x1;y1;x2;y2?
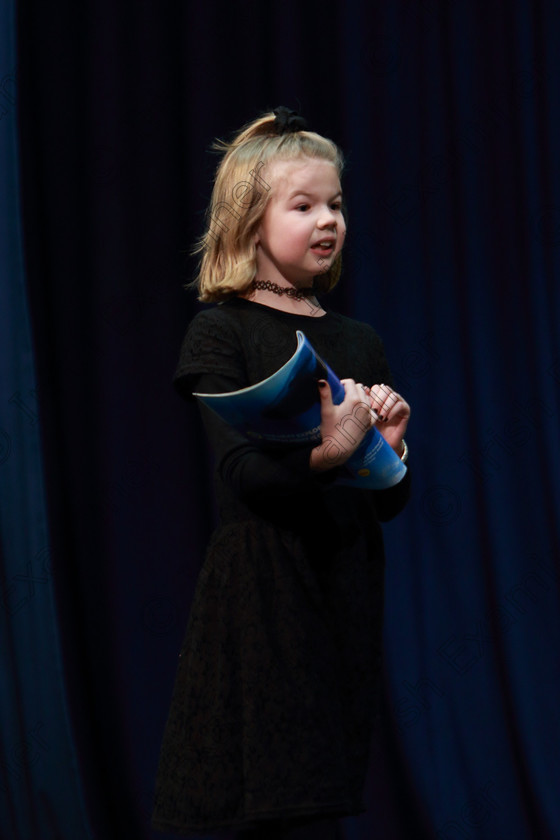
370;384;397;415
382;397;409;422
339;380;378;424
341;379;368;403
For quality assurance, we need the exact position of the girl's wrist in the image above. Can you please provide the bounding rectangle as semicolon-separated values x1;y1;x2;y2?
310;443;331;472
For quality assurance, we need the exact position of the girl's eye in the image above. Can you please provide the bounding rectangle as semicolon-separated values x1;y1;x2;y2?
296;204;309;212
331;202;342;211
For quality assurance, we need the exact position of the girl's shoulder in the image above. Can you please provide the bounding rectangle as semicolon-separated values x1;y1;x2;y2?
187;298;244;328
181;299;254;348
335;310;385;347
174;302;247;396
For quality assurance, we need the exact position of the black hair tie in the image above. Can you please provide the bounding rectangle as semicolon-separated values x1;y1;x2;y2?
273;106;308;134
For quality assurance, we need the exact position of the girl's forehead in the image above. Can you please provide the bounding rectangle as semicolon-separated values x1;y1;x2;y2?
265;157;340;193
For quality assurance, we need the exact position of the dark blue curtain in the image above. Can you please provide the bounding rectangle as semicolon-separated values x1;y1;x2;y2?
5;1;560;838
0;0;92;837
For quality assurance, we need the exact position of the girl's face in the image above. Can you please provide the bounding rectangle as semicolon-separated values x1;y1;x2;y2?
254;157;346;287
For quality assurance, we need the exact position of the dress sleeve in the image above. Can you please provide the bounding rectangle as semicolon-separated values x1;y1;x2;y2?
194;371;340;503
371;468;411;521
173;309;247;400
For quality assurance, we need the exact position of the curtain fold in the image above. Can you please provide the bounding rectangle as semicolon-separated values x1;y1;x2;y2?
0;1;93;838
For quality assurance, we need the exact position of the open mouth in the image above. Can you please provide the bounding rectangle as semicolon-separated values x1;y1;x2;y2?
311;240;335;254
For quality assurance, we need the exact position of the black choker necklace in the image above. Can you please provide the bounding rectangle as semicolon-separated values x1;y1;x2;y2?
251;279;315;301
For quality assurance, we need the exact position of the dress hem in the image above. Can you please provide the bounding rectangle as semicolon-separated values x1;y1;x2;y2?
151;799;365;836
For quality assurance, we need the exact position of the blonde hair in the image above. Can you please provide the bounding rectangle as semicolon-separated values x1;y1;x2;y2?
192;111;345;302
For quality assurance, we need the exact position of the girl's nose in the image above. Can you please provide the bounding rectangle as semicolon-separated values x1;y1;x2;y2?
318;206;337;227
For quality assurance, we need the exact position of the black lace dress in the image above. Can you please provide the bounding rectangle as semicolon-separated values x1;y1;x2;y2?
152;297;410;837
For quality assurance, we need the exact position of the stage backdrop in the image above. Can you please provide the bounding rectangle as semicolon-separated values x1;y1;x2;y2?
0;0;92;837
3;0;559;838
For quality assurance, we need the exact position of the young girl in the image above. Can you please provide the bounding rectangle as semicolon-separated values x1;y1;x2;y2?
152;107;411;840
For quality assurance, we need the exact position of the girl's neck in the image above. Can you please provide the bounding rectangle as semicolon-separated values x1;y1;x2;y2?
239;279;326;317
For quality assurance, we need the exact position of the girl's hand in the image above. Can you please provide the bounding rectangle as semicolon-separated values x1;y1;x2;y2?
310;379;377;471
366;384;411;455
